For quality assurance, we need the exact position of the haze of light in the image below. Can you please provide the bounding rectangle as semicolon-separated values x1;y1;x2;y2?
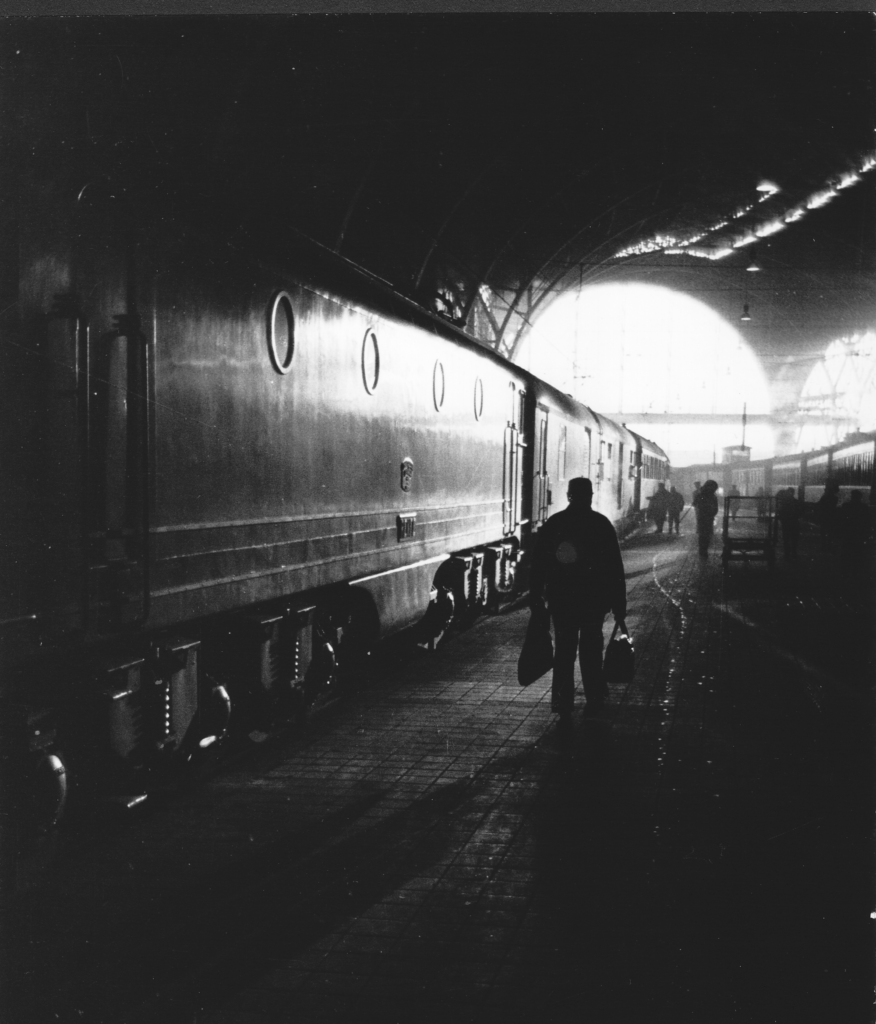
516;283;773;467
797;331;876;451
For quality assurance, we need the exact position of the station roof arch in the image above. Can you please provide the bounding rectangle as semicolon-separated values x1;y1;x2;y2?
6;12;876;381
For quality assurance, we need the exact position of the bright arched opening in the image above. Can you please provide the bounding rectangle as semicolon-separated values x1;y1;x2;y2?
797;331;876;452
516;282;772;466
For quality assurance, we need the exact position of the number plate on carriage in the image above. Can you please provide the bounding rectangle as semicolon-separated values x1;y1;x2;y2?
397;513;416;542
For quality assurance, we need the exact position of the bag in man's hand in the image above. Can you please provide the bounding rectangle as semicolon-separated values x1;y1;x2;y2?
603;619;635;682
517;604;554;687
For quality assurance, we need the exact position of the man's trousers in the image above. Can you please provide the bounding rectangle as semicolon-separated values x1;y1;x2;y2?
549;604;607;714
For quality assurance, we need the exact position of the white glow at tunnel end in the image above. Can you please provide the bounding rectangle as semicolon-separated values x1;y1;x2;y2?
516;283;773;468
797;331;876;452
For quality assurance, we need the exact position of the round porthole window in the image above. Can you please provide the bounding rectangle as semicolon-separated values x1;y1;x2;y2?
433;360;445;411
362;329;380;394
474;376;484;420
267;291;295;374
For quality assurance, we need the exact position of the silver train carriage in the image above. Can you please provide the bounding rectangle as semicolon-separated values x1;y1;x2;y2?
1;194;669;833
672;431;876;511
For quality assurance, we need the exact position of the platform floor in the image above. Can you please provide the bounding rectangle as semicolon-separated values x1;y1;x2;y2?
6;515;875;1024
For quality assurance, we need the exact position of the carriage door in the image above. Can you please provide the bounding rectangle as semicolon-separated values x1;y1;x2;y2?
617;442;624;509
632;444;642;511
534;404;550;527
43;296;89;631
91;310;149;628
596;437;606;504
503;384;522;536
502;422;517;536
583;427;592;481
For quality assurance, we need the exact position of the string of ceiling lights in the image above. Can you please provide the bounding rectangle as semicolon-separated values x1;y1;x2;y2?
614;150;876;263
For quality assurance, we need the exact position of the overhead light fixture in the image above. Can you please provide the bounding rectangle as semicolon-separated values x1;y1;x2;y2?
746;261;760;272
806;189;837;210
615;155;875;264
755;219;785;238
740;303;751;322
836;171;861;190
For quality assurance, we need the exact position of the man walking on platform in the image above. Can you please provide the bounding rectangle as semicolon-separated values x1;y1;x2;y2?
667;485;685;535
529;477;627;727
693;479;720;557
838;490;872;561
776;486;801;558
727;484;742;521
816;480;840;551
649;481;670;533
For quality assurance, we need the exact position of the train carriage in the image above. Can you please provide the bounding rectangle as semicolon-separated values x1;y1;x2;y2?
521;383;649;535
631;430;671;519
771;455;803;496
140;218;528;640
802;448;833;506
671;430;876;522
1;187;669;832
829;434;876;505
729;459;769;497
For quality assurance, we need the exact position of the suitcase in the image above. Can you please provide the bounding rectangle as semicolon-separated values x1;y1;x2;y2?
603;619;635;683
517;605;554;687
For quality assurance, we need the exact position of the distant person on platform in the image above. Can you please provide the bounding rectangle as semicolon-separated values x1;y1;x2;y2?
838;490;872;561
667;485;685;535
693;479;720;558
529;477;627;727
816;480;840;551
776;487;801;558
727;484;742;521
649;482;670;534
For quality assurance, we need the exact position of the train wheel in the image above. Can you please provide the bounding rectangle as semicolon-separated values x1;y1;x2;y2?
305;611;339;704
423;584;455;650
309;592;376;696
334;602;376;688
31;750;68;832
177;675;232;766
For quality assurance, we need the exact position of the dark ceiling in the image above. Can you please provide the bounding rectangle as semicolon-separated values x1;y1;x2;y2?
6;13;876;369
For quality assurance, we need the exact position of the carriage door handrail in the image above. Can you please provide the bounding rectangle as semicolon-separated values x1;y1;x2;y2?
535;403;550;525
503;423;518;536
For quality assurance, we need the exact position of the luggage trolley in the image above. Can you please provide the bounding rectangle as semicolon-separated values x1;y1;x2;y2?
721;494;776;568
